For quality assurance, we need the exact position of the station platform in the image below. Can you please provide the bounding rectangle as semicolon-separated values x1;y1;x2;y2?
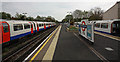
24;24;119;62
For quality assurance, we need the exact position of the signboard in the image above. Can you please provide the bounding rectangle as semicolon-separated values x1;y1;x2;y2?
79;19;94;43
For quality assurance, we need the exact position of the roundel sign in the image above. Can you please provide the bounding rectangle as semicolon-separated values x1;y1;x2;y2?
82;21;86;31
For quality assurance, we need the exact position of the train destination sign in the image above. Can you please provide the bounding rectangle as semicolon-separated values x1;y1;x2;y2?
79;19;94;43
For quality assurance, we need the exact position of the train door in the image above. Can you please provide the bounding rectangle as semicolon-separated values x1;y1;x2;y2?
112;21;120;34
0;23;2;44
32;22;36;32
36;23;39;31
44;23;46;29
29;22;33;34
2;22;10;43
48;24;50;28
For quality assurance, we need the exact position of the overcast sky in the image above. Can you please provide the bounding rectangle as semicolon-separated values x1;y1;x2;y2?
1;0;119;22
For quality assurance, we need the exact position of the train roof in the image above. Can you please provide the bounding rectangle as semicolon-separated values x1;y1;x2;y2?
0;19;55;23
93;19;120;23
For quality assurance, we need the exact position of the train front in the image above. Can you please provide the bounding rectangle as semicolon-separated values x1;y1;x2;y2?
112;20;120;36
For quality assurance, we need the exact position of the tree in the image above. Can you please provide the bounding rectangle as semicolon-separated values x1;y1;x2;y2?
46;16;56;22
89;7;104;20
72;9;82;19
0;12;11;19
62;15;74;24
72;10;89;22
35;16;42;21
0;12;58;22
15;12;27;20
26;17;34;21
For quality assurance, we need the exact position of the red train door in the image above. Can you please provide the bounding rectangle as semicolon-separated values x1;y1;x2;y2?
36;23;39;31
2;22;10;43
44;23;46;29
0;23;2;44
29;22;33;34
48;24;50;28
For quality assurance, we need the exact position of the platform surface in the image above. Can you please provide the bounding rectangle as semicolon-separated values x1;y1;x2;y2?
27;24;119;62
52;24;100;60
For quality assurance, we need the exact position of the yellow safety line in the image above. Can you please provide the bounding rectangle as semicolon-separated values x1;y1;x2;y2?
29;26;60;62
94;31;120;41
42;26;61;61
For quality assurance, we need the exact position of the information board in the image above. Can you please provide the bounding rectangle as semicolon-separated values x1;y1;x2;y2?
79;19;94;43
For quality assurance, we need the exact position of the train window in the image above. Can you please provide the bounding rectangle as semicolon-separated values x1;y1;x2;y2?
24;24;30;29
2;23;9;33
14;24;23;31
95;23;100;28
116;23;120;28
101;23;108;28
113;22;120;28
39;24;41;27
112;24;116;28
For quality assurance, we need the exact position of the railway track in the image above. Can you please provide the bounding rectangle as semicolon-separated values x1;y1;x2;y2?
2;25;59;62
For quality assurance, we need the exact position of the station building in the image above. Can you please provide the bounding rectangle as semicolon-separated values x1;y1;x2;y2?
102;1;120;20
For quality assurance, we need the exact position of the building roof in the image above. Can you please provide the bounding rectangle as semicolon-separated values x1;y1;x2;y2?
103;1;120;14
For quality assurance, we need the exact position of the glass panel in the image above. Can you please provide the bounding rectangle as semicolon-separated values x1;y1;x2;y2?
14;24;23;31
24;24;30;29
101;23;108;28
116;23;120;28
39;24;41;27
112;24;116;28
2;23;9;33
95;23;100;28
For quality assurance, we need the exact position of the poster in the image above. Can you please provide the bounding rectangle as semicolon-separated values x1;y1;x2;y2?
87;25;92;40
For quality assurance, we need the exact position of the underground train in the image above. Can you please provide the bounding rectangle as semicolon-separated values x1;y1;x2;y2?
93;19;120;36
74;19;120;36
0;19;56;44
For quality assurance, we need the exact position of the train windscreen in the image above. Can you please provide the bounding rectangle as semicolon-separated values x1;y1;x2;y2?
112;21;120;34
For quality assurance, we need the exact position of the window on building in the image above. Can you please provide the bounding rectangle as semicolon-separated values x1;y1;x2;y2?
101;23;108;28
14;24;23;31
24;24;30;29
2;23;9;33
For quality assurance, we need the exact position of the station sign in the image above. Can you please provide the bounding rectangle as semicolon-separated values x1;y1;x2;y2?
79;19;94;43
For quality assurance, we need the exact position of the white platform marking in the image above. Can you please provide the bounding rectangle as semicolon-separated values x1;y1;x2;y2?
42;25;61;61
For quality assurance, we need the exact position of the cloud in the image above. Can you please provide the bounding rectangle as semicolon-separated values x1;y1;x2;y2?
2;2;118;21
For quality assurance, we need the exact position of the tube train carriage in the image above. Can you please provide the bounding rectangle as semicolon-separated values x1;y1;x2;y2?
74;19;120;36
0;19;56;44
93;19;120;36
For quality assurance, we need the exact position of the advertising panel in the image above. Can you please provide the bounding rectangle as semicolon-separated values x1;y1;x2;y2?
79;19;94;43
87;25;92;40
